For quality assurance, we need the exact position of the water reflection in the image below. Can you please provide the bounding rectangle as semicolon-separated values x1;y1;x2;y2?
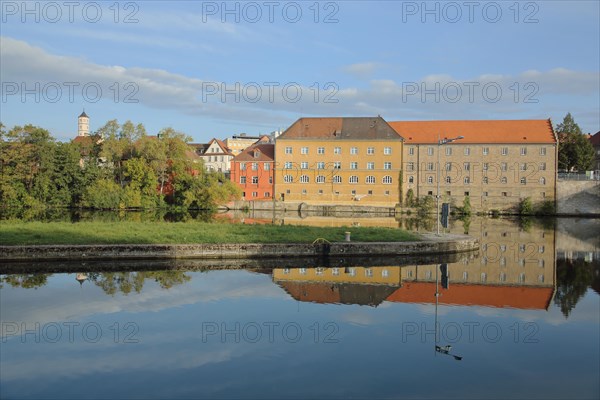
1;217;599;400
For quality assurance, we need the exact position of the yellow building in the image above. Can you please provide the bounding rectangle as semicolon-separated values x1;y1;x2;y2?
275;117;404;206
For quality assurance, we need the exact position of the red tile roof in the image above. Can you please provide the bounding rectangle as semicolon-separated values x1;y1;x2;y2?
386;282;554;310
232;143;274;162
279;117;403;140
389;119;556;144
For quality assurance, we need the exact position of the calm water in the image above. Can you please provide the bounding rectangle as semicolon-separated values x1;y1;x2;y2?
1;216;599;399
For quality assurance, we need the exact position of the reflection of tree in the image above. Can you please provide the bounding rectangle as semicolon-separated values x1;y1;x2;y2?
554;258;599;318
87;271;191;295
0;274;51;289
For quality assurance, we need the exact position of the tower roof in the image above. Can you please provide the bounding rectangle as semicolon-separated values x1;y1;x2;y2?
79;110;89;118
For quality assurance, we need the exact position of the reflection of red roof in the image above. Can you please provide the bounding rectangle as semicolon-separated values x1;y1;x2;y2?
389;119;556;144
386;282;554;310
278;281;399;307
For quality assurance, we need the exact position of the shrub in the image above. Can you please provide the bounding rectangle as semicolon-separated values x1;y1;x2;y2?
519;197;533;215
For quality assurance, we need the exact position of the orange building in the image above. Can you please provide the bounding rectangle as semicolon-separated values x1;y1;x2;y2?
230;142;274;201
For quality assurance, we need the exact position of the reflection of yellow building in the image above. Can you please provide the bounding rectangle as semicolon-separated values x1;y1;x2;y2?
273;266;401;306
275;117;404;206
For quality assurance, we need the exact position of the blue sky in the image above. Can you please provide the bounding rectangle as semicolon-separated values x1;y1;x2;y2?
1;0;599;142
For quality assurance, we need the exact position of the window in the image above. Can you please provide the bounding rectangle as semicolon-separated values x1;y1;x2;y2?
499;272;506;282
480;272;487;283
384;147;392;155
366;176;376;184
463;271;468;281
483;191;488;196
301;147;308;154
427;176;434;184
501;177;508;184
502;191;508;197
445;147;452;156
483;177;489;184
483;163;489;171
240;162;246;170
368;190;373;195
384;162;392;170
483;147;489;155
269;177;273;184
333;161;341;169
264;163;270;171
333;175;342;184
501;147;508;156
240;176;246;184
427;162;434;171
540;147;546;156
301;162;308;169
520;147;527;156
385;190;390;196
445;176;451;184
367;162;375;170
284;175;293;183
464;147;470;156
367;147;375;155
284;161;292;169
445;162;452;171
428;147;434;156
252;191;258;198
317;162;325;169
316;175;326;184
408;176;414;183
264;192;270;198
350;162;358;170
285;146;292;154
332;267;339;276
519;273;525;283
408;147;415;155
463;162;470;171
501;162;507;171
382;176;392;184
464;176;470;184
520;163;527;171
349;176;359;184
317;147;325;155
300;175;309;183
251;162;258;171
334;147;341;154
540;177;546;185
407;162;414;171
539;245;545;253
382;269;389;278
350;147;358;155
540;162;546;171
252;176;258;184
520;177;526;185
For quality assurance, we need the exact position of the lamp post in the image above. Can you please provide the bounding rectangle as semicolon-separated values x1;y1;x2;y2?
436;135;464;235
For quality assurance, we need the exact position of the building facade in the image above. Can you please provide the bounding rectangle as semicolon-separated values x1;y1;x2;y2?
77;110;89;137
589;131;600;172
230;142;274;201
194;138;234;175
390;120;557;211
224;134;267;156
274;117;404;206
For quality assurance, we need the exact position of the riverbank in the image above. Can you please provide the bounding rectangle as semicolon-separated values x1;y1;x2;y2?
0;233;477;262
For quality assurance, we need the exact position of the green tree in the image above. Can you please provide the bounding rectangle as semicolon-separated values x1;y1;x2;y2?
556;113;595;171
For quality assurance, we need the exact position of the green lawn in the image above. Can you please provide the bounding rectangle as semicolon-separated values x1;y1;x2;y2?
0;221;419;245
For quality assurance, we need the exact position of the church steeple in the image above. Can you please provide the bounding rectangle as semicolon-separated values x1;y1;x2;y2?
78;109;89;137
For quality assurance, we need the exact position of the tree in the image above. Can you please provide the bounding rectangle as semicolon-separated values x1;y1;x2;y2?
556;113;595;171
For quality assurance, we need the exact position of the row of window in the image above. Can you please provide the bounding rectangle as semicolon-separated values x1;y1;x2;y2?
285;189;392;197
283;161;393;170
408;146;548;156
285;146;393;155
406;269;544;283
408;175;547;185
283;175;394;184
406;162;548;171
242;191;271;198
283;267;390;278
239;176;273;184
240;162;271;171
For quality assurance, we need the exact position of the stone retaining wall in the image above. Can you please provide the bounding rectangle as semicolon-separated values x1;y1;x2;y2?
0;236;478;262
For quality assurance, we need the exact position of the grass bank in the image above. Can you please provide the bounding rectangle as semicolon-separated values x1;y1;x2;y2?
0;221;419;246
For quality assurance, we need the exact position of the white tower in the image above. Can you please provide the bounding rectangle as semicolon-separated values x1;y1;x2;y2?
78;110;89;137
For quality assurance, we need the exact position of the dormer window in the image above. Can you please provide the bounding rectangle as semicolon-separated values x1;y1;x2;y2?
254;150;260;158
